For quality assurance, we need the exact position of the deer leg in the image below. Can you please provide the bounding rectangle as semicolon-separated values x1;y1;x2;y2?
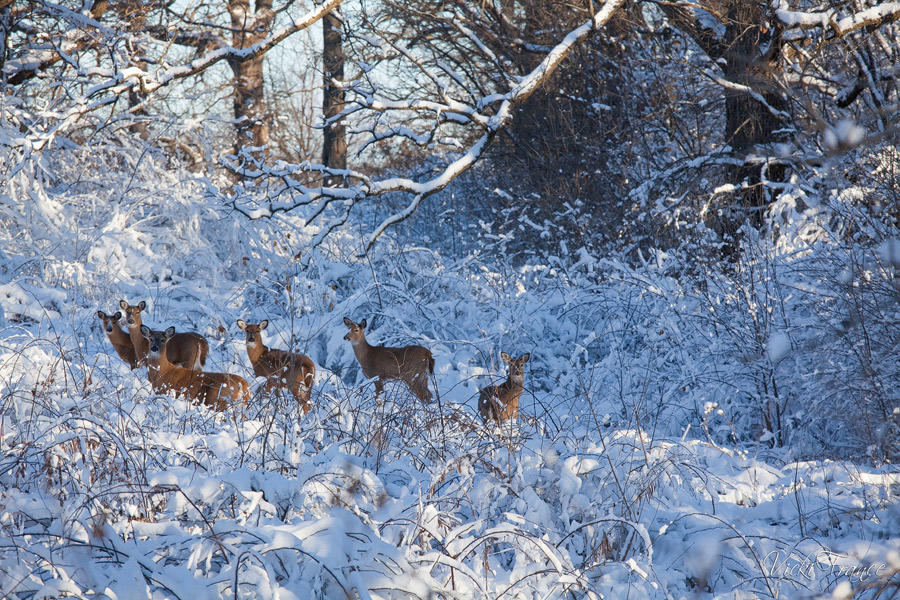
263;377;280;397
405;374;431;403
374;378;384;400
417;375;432;403
292;381;311;414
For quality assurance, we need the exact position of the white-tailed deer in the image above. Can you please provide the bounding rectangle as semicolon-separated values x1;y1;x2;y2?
141;325;249;410
120;299;208;369
236;319;316;413
478;352;530;423
343;317;434;403
97;310;138;369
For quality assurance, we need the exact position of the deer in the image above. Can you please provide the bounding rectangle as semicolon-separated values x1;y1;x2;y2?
120;299;209;369
236;319;316;413
141;325;249;410
478;352;530;424
342;317;434;403
96;310;138;369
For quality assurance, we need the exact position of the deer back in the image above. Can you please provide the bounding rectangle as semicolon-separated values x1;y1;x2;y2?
259;349;315;386
165;332;209;370
154;363;248;411
364;344;432;381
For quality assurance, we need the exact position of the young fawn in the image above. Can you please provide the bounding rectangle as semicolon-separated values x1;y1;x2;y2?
97;310;138;369
120;299;208;369
236;319;316;413
141;325;249;410
478;352;530;423
343;317;434;403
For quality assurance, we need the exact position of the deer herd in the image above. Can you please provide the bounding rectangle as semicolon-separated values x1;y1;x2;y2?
97;300;530;425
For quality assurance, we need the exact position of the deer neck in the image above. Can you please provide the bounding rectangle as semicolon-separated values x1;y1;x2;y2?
246;339;268;365
127;318;149;361
350;335;376;369
149;345;179;376
502;374;524;396
107;323;131;346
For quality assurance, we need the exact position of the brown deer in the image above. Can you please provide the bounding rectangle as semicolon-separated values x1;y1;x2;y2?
120;299;208;369
342;317;434;403
478;352;530;423
236;319;316;413
141;325;249;410
97;310;138;369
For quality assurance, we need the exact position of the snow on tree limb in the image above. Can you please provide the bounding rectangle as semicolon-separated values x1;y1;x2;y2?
777;3;900;37
231;0;626;253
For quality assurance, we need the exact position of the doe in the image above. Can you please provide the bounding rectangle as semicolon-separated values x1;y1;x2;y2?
141;325;249;410
97;310;138;369
236;319;316;413
120;299;208;369
478;352;530;424
343;317;434;403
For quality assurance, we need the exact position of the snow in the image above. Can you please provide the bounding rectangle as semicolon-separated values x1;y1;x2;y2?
767;331;790;362
0;142;897;598
824;119;867;151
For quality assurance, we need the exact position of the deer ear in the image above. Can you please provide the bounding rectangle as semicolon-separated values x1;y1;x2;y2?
113;311;122;320
260;320;268;330
140;325;150;336
138;300;147;310
165;326;175;338
520;353;530;363
236;319;246;330
343;317;353;328
97;310;106;319
360;319;367;329
120;299;128;310
500;352;511;363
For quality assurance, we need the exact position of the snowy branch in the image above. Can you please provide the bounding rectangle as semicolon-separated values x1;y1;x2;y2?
2;0;342;156
231;0;627;253
777;3;900;38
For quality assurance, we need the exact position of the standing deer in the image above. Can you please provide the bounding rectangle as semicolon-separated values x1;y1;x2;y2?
120;299;208;369
478;352;530;424
96;310;138;369
236;319;316;413
342;317;434;403
141;325;249;410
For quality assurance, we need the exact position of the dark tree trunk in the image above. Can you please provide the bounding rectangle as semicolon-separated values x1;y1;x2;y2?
720;1;788;232
659;0;789;242
229;0;272;155
322;9;346;174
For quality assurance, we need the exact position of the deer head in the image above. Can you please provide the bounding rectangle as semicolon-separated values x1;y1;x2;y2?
343;317;367;344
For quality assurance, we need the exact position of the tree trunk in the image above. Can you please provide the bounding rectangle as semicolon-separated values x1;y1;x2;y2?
322;9;346;175
229;0;272;155
720;1;788;233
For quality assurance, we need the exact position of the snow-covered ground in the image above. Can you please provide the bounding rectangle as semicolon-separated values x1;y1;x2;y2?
0;156;897;599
